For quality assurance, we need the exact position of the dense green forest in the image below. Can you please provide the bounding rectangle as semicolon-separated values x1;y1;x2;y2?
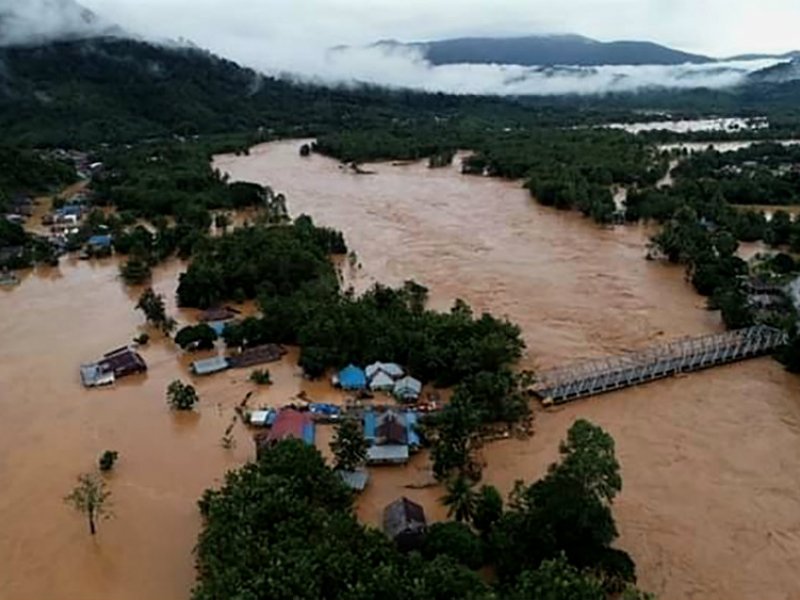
671;142;800;205
194;424;650;600
176;216;346;308
222;281;524;384
0;147;76;200
2;37;800;150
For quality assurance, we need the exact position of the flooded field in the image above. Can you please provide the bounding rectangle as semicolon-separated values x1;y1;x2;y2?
607;116;769;134
1;140;799;600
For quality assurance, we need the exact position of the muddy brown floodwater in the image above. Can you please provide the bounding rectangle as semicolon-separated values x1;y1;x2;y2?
1;140;799;600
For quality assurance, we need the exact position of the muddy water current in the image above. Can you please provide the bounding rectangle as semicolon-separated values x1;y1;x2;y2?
1;140;799;599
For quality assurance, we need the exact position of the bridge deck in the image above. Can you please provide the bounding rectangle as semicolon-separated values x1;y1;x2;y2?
534;325;787;404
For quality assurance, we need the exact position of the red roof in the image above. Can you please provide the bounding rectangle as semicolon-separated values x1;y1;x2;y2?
266;409;312;443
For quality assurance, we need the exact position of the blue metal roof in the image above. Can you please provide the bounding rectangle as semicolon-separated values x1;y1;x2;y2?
302;422;315;445
309;403;341;416
406;411;420;449
206;320;228;336
58;205;82;216
87;234;112;247
338;364;367;390
364;410;377;443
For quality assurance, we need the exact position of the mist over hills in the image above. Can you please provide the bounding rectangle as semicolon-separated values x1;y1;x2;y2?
0;0;799;147
372;34;715;67
0;0;124;46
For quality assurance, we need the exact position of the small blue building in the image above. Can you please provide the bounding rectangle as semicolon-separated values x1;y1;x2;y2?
87;234;113;249
338;364;367;390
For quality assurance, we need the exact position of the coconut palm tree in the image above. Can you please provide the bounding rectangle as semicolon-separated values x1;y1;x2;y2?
441;474;477;523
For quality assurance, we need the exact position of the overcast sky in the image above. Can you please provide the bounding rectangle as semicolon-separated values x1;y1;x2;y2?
81;0;799;60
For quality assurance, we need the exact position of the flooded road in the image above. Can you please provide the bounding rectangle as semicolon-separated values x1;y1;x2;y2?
1;139;799;600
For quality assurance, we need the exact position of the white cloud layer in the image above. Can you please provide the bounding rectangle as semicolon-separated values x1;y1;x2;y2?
2;0;794;96
283;45;779;95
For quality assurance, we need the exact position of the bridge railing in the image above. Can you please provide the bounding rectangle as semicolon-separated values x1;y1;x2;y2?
535;325;787;403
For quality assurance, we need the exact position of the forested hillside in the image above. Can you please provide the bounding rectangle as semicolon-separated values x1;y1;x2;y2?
2;36;800;149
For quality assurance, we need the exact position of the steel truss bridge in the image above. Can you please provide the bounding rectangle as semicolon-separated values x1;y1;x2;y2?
534;325;787;405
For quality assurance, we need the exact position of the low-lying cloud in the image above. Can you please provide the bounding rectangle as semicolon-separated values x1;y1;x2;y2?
0;0;122;46
282;44;780;95
1;0;785;96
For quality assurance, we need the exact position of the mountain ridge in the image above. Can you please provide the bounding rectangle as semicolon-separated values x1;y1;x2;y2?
359;34;800;68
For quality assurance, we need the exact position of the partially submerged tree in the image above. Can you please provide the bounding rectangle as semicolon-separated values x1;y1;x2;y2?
174;324;218;351
167;380;199;411
441;474;477;523
249;368;272;385
491;419;634;589
330;418;368;472
98;450;119;472
428;398;483;481
120;256;152;284
472;484;503;536
64;473;112;536
136;288;176;334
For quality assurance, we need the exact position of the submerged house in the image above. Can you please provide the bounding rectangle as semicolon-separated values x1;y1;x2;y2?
338;364;367;390
191;356;230;376
383;497;427;551
365;410;415;465
338;469;370;492
255;408;315;457
393;376;423;402
228;344;287;368
366;362;404;379
80;346;147;387
366;361;404;391
369;370;396;392
199;306;240;323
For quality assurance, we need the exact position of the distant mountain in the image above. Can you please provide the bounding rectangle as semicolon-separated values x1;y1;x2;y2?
748;58;800;84
728;50;800;62
0;0;124;46
371;34;714;67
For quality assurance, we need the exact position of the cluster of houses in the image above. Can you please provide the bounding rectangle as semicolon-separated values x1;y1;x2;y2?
80;346;147;387
334;362;423;403
251;404;421;466
3;194;34;226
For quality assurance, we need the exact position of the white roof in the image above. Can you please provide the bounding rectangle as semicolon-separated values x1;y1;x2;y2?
369;371;395;391
249;410;271;426
393;376;422;398
191;356;229;375
367;445;410;464
80;363;115;387
366;362;404;379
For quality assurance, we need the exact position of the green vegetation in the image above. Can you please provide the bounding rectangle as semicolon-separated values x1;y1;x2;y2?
491;420;633;590
135;288;176;335
174;324;218;351
672;142;800;206
98;450;119;472
177;216;345;308
330;419;369;472
422;521;483;569
249;368;272;385
442;474;477;523
64;473;112;536
166;380;199;411
0;147;75;202
224;282;524;385
193;422;648;599
0;148;77;269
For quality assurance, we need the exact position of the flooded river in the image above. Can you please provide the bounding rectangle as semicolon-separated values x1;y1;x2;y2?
1;140;799;600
